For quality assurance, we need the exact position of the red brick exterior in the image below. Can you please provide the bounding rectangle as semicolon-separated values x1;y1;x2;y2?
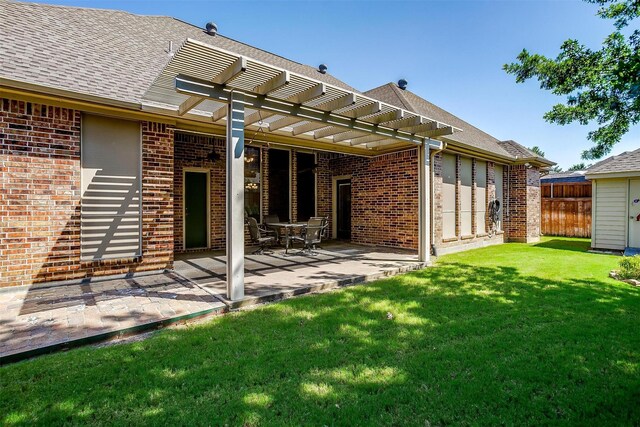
0;98;174;287
504;164;541;243
173;131;226;252
0;96;543;287
318;150;419;250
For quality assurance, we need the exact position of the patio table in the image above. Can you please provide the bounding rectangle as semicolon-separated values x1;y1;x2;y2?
266;222;307;254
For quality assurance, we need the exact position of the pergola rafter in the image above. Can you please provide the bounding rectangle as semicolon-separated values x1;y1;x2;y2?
138;38;461;301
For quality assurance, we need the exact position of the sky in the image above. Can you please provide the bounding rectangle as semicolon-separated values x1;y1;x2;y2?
30;0;639;169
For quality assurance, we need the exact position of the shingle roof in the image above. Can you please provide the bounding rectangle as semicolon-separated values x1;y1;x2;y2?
499;140;552;163
586;148;640;175
0;0;357;105
364;83;555;163
541;171;587;183
0;1;556;165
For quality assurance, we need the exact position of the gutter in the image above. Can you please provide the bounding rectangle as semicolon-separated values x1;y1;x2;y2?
0;77;141;111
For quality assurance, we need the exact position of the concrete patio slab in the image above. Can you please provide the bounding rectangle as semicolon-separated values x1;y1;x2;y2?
175;243;423;308
1;244;423;363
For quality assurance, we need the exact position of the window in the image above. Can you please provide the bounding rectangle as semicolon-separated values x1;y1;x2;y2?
244;146;261;221
81;114;141;261
442;154;456;239
268;148;290;221
296;152;316;221
460;157;473;236
476;161;487;234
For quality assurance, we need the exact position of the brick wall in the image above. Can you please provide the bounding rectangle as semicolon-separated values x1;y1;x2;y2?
173;131;226;252
322;150;420;250
0;96;544;288
0;98;174;287
504;164;541;243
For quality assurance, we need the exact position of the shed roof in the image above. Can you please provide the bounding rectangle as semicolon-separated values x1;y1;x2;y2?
586;148;640;176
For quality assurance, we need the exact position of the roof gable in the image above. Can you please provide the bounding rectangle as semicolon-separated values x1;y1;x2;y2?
365;83;516;159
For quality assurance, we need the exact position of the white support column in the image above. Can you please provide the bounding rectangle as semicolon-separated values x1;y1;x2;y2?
226;92;245;300
418;142;431;263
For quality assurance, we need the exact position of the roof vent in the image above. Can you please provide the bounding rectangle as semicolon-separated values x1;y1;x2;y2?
205;22;218;36
318;64;328;74
398;79;408;90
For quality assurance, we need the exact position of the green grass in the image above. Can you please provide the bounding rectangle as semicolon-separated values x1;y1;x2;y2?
1;237;639;425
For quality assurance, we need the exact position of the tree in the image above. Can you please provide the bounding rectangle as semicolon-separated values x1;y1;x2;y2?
548;165;564;174
529;146;546;157
504;0;640;160
568;162;590;171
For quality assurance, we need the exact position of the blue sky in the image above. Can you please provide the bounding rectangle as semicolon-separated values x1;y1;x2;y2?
32;0;639;168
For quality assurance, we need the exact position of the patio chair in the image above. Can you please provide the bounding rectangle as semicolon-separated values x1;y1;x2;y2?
289;217;327;255
310;216;329;239
246;217;277;254
263;214;281;241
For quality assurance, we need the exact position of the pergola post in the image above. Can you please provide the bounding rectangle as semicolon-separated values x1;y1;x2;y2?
418;142;431;263
226;91;245;300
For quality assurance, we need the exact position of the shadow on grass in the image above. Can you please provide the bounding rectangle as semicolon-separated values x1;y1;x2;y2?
1;256;639;425
534;238;591;253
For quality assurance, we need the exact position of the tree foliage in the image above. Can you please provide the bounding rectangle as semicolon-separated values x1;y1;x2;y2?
568;162;590;171
529;146;546;157
504;0;640;160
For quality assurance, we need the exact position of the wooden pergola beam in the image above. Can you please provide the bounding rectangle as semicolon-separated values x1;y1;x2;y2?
253;70;290;95
212;56;247;85
178;96;205;116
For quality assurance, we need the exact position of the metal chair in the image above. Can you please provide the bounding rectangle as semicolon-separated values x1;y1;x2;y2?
310;216;329;240
263;214;281;241
246;217;276;254
289;217;327;255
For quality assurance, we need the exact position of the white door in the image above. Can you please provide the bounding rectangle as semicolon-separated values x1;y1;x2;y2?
630;179;640;248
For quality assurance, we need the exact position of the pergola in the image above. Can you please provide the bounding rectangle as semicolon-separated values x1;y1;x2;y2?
141;38;461;300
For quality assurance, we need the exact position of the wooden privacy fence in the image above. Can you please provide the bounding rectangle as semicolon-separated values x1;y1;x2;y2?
541;197;592;237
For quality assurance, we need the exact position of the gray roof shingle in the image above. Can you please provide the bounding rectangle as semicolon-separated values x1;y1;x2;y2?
540;171;587;183
1;1;556;165
499;140;551;163
365;83;554;163
586;148;640;175
0;0;357;105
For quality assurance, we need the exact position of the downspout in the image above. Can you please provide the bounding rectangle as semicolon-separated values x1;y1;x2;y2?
430;140;447;257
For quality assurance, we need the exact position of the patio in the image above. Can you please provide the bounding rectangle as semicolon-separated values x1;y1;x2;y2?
175;242;422;306
0;243;422;363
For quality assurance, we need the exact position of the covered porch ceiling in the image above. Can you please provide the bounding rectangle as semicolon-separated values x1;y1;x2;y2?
142;38;461;156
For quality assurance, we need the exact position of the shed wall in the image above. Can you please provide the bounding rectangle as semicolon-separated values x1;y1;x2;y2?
592;178;627;250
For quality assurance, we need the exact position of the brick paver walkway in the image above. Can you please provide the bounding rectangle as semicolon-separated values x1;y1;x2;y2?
0;272;225;362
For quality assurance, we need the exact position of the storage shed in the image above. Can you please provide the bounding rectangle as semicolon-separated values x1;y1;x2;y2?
585;148;640;253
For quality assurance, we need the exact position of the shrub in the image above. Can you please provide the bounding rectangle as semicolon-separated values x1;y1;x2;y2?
618;255;640;280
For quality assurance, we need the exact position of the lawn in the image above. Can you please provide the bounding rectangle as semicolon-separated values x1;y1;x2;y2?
1;237;639;425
